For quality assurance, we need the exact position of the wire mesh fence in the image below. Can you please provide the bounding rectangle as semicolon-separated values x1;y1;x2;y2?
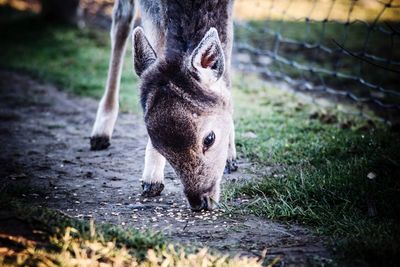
233;0;400;122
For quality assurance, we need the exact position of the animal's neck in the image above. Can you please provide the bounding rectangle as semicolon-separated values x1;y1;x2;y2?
161;0;234;64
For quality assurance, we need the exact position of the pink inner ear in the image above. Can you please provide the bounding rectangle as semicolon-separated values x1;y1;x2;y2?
201;47;217;68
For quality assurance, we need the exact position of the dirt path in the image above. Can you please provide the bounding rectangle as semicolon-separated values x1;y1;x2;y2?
0;70;331;265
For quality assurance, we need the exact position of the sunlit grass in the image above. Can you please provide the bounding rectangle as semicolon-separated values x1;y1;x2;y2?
0;0;41;13
0;226;264;267
0;231;264;267
0;189;265;267
234;0;400;22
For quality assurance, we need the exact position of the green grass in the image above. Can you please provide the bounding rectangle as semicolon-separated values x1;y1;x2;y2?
1;8;400;266
0;10;140;113
226;73;400;266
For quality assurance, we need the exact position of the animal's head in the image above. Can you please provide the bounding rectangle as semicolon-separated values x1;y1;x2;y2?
132;27;233;211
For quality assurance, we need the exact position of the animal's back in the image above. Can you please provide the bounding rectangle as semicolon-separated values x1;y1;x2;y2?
138;0;234;62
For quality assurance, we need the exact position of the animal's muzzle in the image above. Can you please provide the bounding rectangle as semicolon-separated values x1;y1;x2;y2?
187;195;209;212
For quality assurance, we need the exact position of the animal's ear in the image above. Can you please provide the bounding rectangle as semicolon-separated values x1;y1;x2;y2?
132;27;157;77
190;27;225;85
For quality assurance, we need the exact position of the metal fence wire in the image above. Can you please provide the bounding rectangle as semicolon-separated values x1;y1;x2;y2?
233;0;400;121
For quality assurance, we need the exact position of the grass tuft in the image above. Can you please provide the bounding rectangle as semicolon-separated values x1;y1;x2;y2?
0;225;265;267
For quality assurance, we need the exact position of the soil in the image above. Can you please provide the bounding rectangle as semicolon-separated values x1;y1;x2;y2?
0;70;332;266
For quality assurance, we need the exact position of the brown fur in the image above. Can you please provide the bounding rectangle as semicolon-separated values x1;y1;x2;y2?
92;0;236;210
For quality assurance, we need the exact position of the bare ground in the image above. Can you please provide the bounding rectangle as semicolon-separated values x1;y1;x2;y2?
0;70;332;266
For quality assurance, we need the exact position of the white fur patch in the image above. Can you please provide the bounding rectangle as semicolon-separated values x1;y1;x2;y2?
142;139;166;183
91;94;119;138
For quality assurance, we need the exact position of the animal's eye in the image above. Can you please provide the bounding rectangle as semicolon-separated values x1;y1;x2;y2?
203;131;215;151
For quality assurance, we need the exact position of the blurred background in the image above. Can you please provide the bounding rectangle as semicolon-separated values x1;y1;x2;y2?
1;0;399;122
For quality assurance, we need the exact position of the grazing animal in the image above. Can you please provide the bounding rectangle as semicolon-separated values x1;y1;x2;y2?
90;0;237;211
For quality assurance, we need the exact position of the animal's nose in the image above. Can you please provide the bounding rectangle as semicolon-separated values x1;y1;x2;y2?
188;196;208;212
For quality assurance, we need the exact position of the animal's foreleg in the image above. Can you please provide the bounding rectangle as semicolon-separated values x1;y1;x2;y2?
225;119;238;174
90;0;135;150
141;139;166;197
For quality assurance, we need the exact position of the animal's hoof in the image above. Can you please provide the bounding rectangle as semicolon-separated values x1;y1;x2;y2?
224;159;238;174
90;135;110;150
141;182;164;197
